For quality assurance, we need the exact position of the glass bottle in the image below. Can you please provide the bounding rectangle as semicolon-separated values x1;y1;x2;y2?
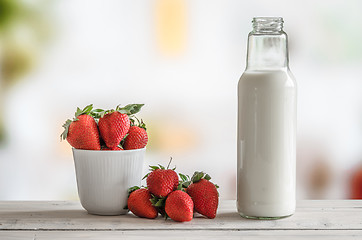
237;17;297;219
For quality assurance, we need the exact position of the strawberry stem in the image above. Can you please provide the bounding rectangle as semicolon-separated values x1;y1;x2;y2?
167;157;172;169
145;157;176;175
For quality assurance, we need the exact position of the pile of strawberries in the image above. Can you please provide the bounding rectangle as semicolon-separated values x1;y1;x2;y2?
127;161;219;222
61;104;148;150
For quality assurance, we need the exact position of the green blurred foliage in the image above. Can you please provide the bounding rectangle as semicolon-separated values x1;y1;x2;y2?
0;0;20;30
0;0;53;143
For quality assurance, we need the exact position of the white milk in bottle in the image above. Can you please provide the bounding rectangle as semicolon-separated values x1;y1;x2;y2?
237;17;297;219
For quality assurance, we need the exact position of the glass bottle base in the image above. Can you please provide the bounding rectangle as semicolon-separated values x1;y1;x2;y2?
239;213;293;220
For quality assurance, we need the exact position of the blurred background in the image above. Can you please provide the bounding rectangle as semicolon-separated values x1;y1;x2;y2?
0;0;362;200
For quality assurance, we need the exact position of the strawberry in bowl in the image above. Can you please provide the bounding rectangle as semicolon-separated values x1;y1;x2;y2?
61;104;149;215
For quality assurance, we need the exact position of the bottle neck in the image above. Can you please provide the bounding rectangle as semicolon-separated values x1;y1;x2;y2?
246;17;289;71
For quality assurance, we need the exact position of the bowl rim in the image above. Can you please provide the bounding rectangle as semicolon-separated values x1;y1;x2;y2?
72;147;146;153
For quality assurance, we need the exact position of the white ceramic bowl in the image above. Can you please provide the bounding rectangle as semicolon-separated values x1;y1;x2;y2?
72;148;145;215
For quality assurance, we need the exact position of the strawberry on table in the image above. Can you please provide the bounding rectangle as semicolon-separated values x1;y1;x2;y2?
61;104;101;150
165;190;193;222
128;188;158;219
185;172;219;219
126;161;220;222
145;160;179;198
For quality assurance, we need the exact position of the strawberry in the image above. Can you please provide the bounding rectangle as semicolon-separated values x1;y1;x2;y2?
123;126;148;150
165;190;193;222
145;160;179;197
61;104;101;150
128;188;158;219
185;172;219;219
98;112;130;149
97;104;144;149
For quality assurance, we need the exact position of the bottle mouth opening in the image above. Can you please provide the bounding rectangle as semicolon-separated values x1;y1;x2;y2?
252;17;284;33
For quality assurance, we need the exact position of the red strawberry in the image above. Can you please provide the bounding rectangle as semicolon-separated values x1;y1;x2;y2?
186;176;219;219
61;105;101;150
128;188;158;219
98;111;130;149
146;167;179;197
165;190;193;222
123;126;148;150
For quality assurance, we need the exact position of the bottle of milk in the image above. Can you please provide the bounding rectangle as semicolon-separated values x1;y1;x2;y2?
237;17;297;219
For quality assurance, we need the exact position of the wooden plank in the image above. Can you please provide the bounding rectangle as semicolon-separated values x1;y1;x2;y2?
1;230;362;240
296;200;362;208
0;232;33;240
0;200;361;231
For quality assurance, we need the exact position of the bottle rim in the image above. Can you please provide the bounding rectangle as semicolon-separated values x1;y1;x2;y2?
252;17;284;33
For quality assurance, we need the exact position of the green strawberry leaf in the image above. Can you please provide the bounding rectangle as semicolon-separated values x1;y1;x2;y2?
189;171;213;183
204;174;212;181
182;181;192;189
123;104;144;115
191;171;204;183
90;108;105;119
116;104;144;115
150;195;167;218
119;133;129;149
75;104;94;117
150;196;158;205
82;104;93;113
177;184;183;190
60;119;73;141
142;172;150;180
75;107;82;117
177;173;192;191
139;119;147;130
129;116;147;130
149;165;160;171
154;198;166;207
179;173;187;182
128;186;140;195
130;118;135;126
117;109;131;115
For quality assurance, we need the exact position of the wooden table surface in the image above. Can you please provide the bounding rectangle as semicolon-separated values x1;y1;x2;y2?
0;200;361;239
